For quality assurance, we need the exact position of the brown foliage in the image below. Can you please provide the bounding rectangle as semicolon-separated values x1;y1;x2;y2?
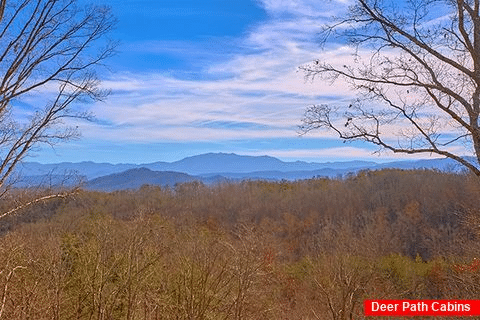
0;169;479;319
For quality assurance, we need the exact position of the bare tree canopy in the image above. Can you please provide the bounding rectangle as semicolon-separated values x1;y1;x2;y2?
0;0;115;212
300;0;480;176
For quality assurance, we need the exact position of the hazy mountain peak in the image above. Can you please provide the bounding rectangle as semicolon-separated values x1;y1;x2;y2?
17;152;465;192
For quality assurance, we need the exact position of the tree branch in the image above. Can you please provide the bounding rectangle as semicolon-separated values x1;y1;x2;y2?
0;188;79;220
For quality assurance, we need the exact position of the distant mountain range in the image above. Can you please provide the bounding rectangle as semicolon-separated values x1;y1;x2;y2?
18;153;379;179
14;152;471;191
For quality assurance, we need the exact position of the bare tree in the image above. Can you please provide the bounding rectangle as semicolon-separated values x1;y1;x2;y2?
0;0;115;215
300;0;480;176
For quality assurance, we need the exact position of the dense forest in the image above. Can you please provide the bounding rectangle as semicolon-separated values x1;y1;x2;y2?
0;169;479;319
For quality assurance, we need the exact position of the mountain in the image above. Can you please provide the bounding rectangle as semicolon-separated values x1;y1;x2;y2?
375;157;470;171
200;168;354;180
144;153;284;174
15;153;474;191
143;153;377;175
18;161;136;180
18;153;379;179
86;168;198;192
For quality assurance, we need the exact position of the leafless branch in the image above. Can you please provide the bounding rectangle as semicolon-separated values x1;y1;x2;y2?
0;265;27;319
300;0;480;176
0;0;115;210
0;188;79;220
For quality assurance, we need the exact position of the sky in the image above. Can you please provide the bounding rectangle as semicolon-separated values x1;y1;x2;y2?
24;0;448;164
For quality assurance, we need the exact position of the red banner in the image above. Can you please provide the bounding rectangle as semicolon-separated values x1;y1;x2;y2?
364;300;480;317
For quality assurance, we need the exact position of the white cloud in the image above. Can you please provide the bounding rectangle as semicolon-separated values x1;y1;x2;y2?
257;0;348;18
85;1;361;145
81;0;467;162
244;146;376;159
240;146;456;162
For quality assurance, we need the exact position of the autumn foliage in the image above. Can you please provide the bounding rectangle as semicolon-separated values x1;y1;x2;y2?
0;169;480;319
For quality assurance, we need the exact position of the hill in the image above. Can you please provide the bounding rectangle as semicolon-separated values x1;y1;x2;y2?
86;168;198;192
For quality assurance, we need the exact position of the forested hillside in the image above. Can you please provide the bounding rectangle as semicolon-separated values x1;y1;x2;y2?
0;169;479;319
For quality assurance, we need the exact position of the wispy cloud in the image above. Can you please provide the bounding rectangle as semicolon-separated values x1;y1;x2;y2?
243;146;378;160
86;69;351;143
60;0;454;163
258;0;349;18
86;0;359;147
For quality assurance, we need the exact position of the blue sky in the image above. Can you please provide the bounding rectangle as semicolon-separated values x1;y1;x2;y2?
26;0;443;164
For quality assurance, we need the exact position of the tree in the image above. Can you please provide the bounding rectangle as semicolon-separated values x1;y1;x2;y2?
0;0;115;215
299;0;480;176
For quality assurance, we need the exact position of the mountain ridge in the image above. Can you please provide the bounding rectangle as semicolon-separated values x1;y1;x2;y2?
22;152;381;179
85;168;197;192
17;153;472;191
